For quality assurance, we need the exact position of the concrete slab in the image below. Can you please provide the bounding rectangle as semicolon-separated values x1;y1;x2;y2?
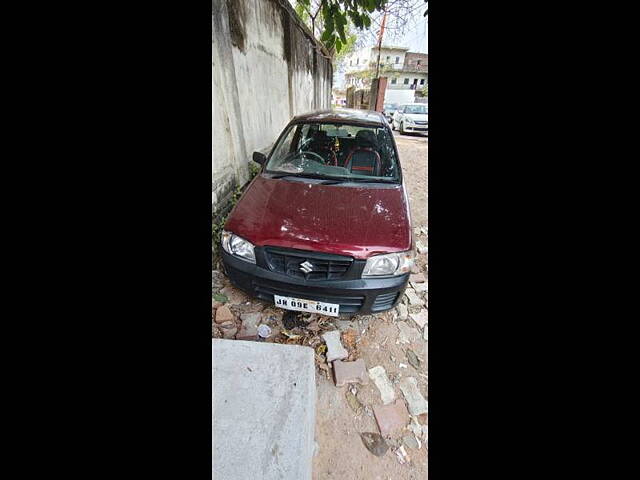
213;339;316;480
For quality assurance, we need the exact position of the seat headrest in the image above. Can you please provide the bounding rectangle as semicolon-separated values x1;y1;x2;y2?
355;129;377;146
313;130;329;142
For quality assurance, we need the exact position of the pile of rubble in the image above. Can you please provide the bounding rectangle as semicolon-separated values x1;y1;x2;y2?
212;264;428;466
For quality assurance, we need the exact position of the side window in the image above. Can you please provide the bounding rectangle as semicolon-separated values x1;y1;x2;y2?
391;77;397;84
403;78;409;85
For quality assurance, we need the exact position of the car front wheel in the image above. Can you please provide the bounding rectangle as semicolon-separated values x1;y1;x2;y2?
400;122;405;134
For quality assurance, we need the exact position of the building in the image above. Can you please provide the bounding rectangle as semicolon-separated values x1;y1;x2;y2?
344;45;427;104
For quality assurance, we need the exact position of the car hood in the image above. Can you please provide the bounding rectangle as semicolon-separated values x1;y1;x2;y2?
225;175;412;259
405;113;428;122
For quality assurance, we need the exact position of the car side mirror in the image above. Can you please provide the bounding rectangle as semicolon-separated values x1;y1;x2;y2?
252;151;267;165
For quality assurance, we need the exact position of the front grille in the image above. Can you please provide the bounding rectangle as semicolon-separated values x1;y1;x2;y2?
254;284;364;313
372;292;399;311
264;247;353;281
414;120;427;125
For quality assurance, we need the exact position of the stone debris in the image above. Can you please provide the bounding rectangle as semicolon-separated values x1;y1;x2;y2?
237;312;262;340
395;445;410;464
218;322;238;339
333;359;369;387
408;417;427;442
219;285;247;304
406;349;421;370
322;330;349;362
372;399;410;437
360;432;389;457
397;322;421;345
368;366;396;405
396;303;408;320
423;327;428;341
214;305;234;324
409;273;426;283
399;377;429;416
416;241;427;254
345;389;363;414
412;282;428;294
404;289;422;306
402;433;419;450
399;363;408;369
409;310;428;329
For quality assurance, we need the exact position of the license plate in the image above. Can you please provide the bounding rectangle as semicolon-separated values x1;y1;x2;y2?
274;295;340;317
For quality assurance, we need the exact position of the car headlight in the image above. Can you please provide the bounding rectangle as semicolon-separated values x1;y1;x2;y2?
221;230;256;263
362;251;414;277
406;118;415;124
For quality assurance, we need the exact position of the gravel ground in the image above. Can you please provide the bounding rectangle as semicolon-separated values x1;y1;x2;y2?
311;131;428;480
212;132;428;479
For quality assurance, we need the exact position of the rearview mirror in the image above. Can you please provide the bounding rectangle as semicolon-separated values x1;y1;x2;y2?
252;151;267;165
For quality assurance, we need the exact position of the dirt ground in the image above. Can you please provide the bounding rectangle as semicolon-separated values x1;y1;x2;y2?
212;131;428;479
311;132;428;480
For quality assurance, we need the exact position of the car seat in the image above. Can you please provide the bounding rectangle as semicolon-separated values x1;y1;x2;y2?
344;130;381;176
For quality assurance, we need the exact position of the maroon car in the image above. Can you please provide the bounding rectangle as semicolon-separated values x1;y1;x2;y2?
220;109;414;317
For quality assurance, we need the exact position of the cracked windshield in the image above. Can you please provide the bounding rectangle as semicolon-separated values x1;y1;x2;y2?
266;122;400;181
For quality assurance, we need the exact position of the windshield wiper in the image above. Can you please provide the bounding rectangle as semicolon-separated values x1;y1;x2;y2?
268;172;397;184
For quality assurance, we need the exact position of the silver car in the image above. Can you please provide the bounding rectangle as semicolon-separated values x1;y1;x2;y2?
392;103;428;135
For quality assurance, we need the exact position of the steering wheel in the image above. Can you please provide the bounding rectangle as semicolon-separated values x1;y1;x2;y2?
283;151;328;166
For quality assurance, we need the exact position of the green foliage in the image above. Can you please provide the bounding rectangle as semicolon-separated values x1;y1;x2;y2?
295;0;387;54
212;293;228;303
421;85;428;96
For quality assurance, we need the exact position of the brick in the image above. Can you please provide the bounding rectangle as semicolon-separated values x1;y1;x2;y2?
396;303;408;320
322;330;348;362
409;310;428;329
404;289;423;306
412;282;428;293
399;377;428;416
368;366;396;404
372;400;410;437
215;305;234;324
333;359;369;387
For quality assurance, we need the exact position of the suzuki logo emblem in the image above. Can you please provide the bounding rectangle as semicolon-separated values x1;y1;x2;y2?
299;261;314;273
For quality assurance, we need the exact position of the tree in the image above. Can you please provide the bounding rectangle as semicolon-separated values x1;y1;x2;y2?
294;0;387;54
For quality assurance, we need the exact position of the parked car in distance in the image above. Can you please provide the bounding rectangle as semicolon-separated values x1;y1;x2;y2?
221;109;414;317
382;103;399;123
392;103;428;135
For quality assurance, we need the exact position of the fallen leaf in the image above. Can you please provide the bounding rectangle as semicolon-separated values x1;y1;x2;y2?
406;349;421;370
345;390;362;414
360;432;389;457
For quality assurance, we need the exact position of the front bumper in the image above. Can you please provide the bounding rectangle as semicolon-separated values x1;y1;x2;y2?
221;250;409;316
404;124;428;133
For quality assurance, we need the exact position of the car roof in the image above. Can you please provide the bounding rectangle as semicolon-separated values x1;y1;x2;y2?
290;109;387;127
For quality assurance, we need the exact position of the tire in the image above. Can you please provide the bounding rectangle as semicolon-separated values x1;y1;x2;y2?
400;122;405;135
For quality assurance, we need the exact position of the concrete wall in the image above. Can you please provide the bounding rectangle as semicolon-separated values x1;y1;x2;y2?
212;0;333;221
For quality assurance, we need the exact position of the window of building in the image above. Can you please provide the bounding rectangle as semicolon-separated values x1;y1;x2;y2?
420;78;425;85
414;78;418;84
403;78;409;84
396;56;400;63
391;77;397;84
350;60;352;66
417;60;421;65
386;56;390;62
356;58;359;65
